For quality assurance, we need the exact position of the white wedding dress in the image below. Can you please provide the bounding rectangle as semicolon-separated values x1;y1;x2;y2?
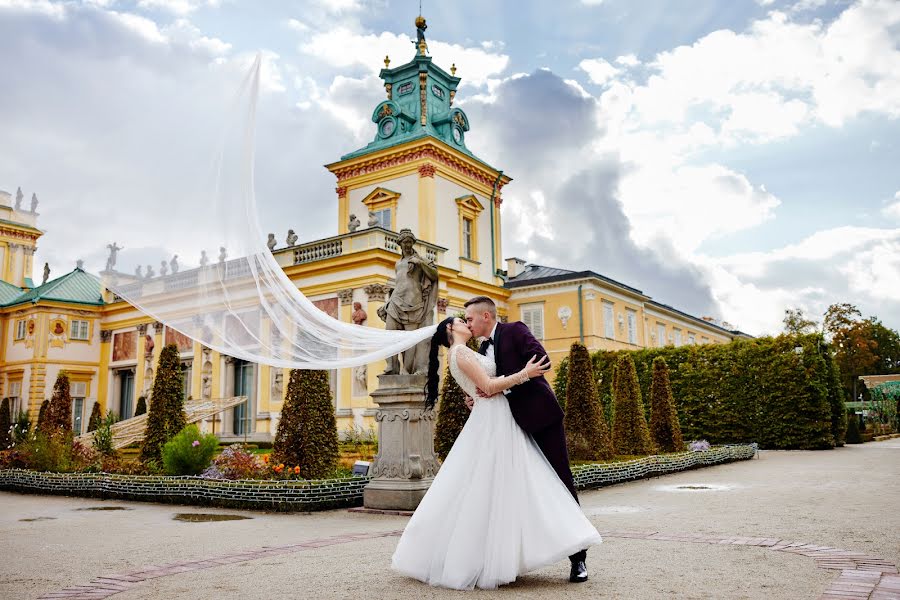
391;344;602;590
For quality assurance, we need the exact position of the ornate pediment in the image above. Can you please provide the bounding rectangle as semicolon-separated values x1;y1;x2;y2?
455;194;484;216
361;187;402;210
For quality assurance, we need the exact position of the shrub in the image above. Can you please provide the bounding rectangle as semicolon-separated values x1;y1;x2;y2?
36;400;49;431
161;424;218;476
272;369;339;479
845;410;862;444
0;398;11;450
16;430;97;473
10;410;31;446
206;445;265;479
86;402;102;433
141;344;187;464
134;396;147;417
649;357;684;453
92;412;119;456
823;349;847;446
612;354;654;455
564;343;614;460
45;372;73;433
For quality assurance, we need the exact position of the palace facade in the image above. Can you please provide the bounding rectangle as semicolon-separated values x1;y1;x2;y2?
0;37;747;441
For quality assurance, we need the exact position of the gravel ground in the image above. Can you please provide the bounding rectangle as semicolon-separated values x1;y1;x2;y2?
1;440;897;599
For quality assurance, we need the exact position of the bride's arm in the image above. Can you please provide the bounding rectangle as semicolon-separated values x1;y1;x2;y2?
454;348;550;397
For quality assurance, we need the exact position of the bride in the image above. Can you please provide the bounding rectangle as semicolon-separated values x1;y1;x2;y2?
391;316;602;590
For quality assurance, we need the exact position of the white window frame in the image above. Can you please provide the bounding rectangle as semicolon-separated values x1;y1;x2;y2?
70;319;90;341
673;328;683;347
462;217;473;259
688;333;696;345
657;323;666;348
72;397;84;434
626;309;637;344
8;381;22;416
15;320;27;340
374;207;391;230
603;301;615;339
521;304;545;341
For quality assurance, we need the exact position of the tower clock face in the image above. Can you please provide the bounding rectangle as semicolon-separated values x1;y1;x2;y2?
380;118;395;138
452;126;462;144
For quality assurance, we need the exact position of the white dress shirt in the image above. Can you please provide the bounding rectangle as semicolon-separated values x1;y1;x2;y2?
484;322;498;363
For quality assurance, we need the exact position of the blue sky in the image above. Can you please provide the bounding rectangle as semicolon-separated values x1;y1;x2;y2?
0;0;898;335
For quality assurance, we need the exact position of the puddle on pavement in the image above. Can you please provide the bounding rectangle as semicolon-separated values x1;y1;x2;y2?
585;505;647;515
173;513;252;523
75;506;133;511
19;517;57;522
655;483;738;492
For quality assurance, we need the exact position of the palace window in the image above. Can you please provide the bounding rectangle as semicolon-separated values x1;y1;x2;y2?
181;361;193;401
626;309;637;344
70;381;87;434
673;328;683;347
462;217;473;259
15;320;26;340
455;195;483;262
361;187;401;232
657;323;666;347
70;319;90;341
8;380;22;416
688;333;696;345
603;301;615;339
521;304;544;341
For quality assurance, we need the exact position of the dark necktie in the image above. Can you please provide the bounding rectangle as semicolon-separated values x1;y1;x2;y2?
479;338;493;355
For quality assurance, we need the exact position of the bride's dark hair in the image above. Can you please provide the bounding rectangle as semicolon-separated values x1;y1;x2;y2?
424;316;457;410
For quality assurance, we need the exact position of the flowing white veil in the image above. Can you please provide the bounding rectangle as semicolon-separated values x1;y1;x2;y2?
100;55;437;369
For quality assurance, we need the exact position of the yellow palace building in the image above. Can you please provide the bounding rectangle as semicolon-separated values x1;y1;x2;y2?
0;38;746;442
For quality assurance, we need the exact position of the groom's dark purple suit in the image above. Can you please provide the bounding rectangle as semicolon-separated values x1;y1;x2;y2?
480;321;587;563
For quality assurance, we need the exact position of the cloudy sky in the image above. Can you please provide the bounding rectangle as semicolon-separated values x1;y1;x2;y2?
1;0;898;336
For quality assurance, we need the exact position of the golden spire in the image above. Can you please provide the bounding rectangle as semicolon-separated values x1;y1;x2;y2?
384;55;391;68
451;63;457;76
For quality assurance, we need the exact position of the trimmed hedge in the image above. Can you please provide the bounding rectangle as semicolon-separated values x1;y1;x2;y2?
272;370;339;479
612;354;654;455
649;357;684;453
555;334;844;450
141;345;187;464
564;343;614;461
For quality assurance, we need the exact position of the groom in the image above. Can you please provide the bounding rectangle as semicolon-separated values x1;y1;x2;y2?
463;296;589;583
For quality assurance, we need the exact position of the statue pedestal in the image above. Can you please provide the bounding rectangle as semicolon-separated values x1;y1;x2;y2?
363;373;439;511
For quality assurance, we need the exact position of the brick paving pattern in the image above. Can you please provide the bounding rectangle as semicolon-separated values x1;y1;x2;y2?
35;527;899;600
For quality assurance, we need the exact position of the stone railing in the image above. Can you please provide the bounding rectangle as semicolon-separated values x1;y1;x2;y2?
0;444;756;512
280;227;446;268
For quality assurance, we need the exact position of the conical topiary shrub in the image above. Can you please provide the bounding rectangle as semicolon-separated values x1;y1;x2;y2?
564;343;614;460
434;338;479;461
36;399;50;431
46;372;73;433
434;361;471;461
272;369;339;479
140;344;187;464
134;396;147;417
86;402;102;433
0;398;11;449
648;357;684;452
612;354;654;455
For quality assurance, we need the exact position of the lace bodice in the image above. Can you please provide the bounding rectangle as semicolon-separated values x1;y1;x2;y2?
449;344;499;399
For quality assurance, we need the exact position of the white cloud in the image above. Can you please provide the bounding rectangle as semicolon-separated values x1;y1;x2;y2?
578;57;620;85
300;28;509;87
614;53;640;67
883;192;900;220
136;0;221;16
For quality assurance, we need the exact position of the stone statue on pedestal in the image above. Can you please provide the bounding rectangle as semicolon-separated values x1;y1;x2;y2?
286;229;298;246
105;242;122;272
378;229;438;375
266;233;276;251
348;214;361;233
42;263;50;285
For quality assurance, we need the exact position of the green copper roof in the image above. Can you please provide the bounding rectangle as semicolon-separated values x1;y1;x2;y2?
0;280;23;304
5;268;104;307
341;46;479;162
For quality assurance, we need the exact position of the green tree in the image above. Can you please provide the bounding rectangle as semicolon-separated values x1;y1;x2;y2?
612;354;654;455
134;396;147;417
45;372;73;433
36;399;49;431
824;304;878;399
87;402;103;433
845;410;862;444
140;344;187;464
868;319;900;374
272;369;339;479
0;398;11;449
783;308;818;335
823;347;847;446
648;357;684;453
434;362;471;461
564;343;614;460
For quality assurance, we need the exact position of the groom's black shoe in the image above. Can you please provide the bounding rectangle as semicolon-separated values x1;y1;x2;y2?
569;560;588;583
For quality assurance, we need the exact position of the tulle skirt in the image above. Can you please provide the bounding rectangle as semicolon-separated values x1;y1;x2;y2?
391;395;602;590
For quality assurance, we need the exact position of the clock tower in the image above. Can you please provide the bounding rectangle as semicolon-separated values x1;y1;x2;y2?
325;16;511;287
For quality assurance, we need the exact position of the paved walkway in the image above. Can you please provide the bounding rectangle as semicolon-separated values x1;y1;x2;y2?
2;440;898;599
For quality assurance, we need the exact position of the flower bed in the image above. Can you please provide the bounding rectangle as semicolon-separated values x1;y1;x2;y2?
0;443;757;512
